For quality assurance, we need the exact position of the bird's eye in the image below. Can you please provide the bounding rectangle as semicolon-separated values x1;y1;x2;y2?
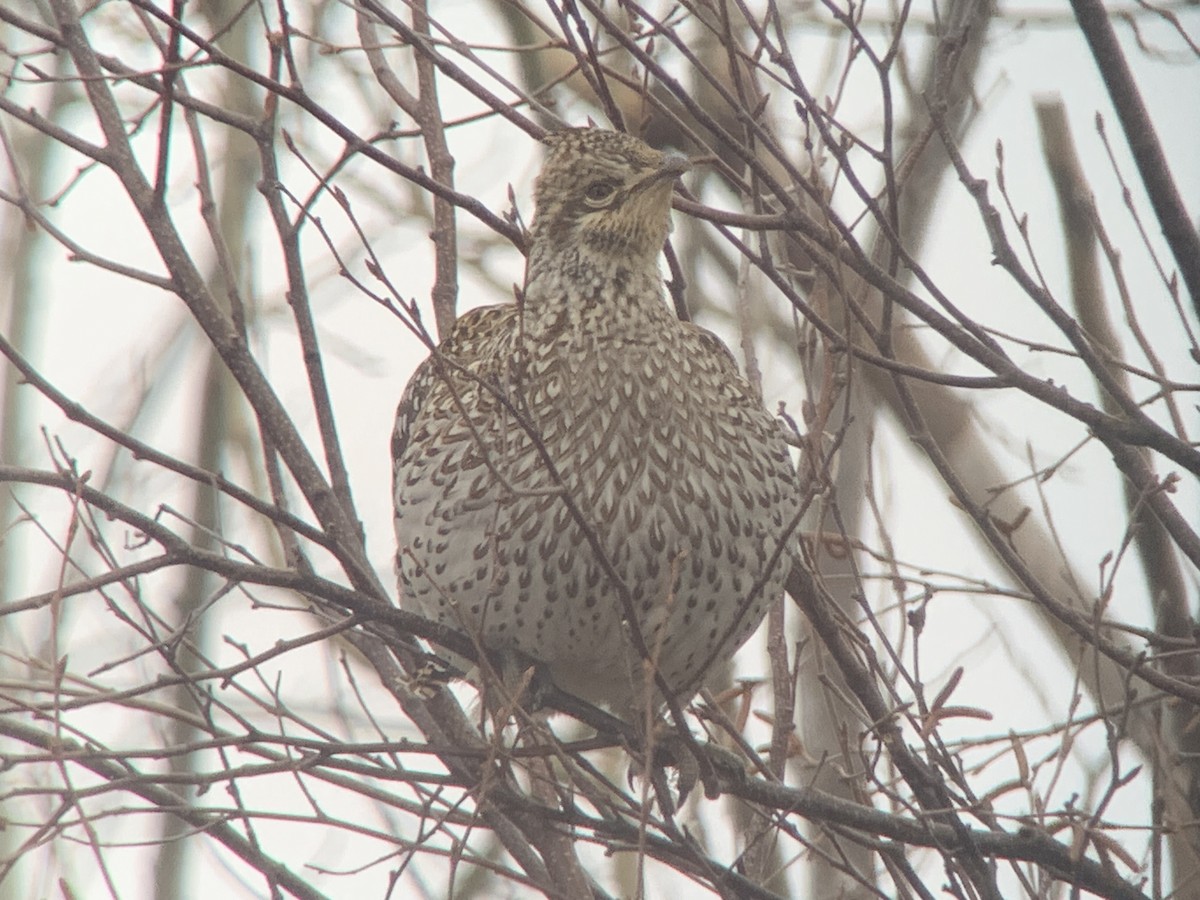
582;180;618;207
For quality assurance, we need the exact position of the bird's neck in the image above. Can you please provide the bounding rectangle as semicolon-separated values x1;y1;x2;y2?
521;247;675;339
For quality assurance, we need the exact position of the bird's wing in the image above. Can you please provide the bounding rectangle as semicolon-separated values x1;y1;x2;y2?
679;321;750;383
391;352;438;468
391;304;518;466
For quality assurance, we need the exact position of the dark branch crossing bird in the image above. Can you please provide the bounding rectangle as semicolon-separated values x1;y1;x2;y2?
392;128;799;722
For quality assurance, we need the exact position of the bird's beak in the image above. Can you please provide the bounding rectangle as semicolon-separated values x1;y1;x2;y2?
634;152;690;195
657;151;691;180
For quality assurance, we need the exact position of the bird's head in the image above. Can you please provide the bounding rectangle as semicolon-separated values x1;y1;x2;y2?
525;129;690;291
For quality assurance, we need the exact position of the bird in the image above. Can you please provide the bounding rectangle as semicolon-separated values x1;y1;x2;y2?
392;128;798;722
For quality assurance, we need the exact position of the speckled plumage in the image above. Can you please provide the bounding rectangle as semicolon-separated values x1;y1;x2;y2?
392;129;797;718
